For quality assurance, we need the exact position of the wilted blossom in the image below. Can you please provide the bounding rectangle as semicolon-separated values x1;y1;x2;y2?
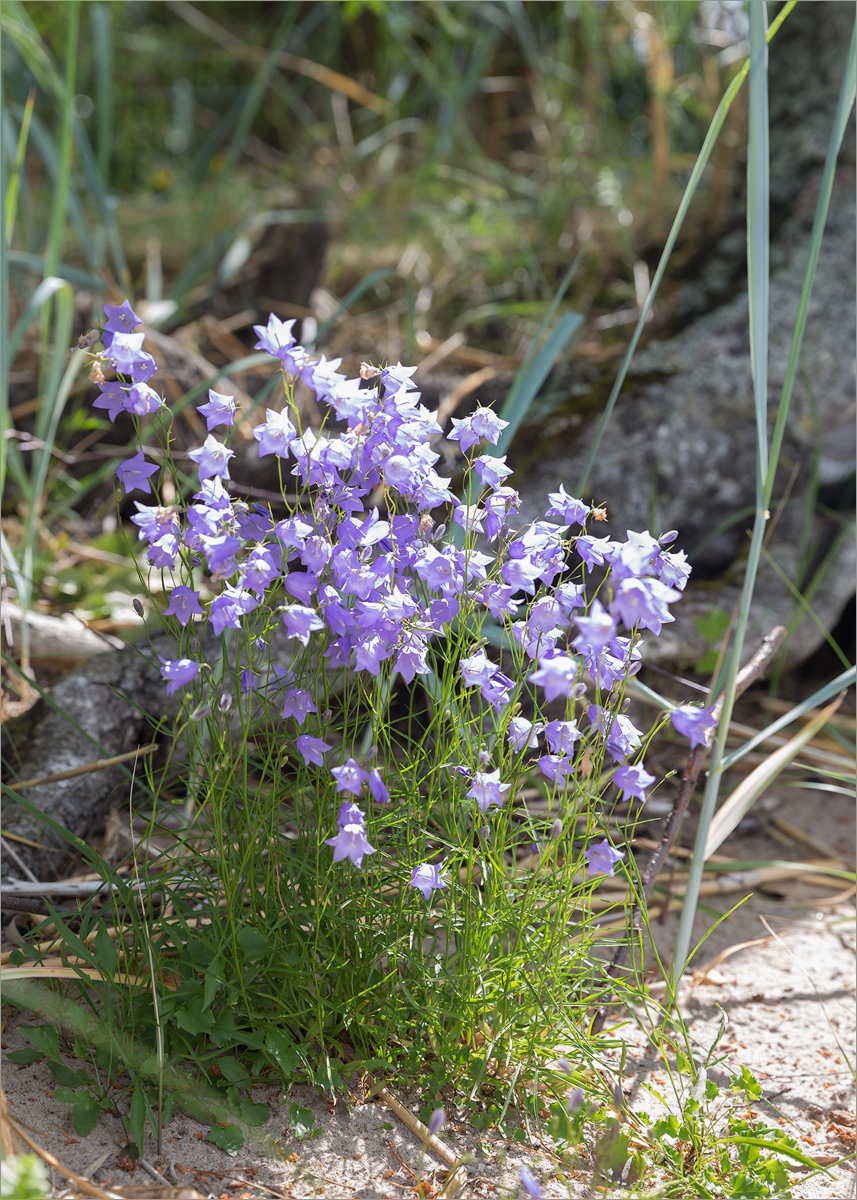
585;838;625;878
410;863;447;901
671;703;717;748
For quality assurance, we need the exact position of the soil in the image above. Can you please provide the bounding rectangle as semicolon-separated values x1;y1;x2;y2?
2;792;854;1200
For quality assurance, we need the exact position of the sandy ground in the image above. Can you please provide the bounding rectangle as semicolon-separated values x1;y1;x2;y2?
2;791;854;1199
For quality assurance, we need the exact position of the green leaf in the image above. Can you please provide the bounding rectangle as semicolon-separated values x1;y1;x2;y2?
235;928;271;961
313;1058;343;1093
238;1100;270;1127
216;1058;251;1087
129;1082;147;1158
265;1030;299;1077
176;1001;216;1036
52;1088;79;1104
73;1092;100;1138
207;1123;243;1156
287;1102;317;1140
23;1025;61;1061
5;1047;42;1064
49;1061;88;1087
93;922;118;976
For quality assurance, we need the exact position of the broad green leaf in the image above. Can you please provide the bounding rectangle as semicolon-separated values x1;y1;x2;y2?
5;1047;42;1064
239;1100;270;1127
207;1123;243;1156
22;1025;60;1061
287;1101;317;1140
72;1092;100;1138
235;928;272;960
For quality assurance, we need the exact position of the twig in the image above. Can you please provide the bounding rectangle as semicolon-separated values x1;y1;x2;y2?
338;1044;469;1196
590;625;787;1032
0;835;40;883
9;744;158;790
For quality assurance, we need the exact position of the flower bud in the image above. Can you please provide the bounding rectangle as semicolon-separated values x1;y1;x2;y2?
219;692;233;713
190;703;212;722
550;818;563;840
659;529;678;545
570;683;587;700
132;598;144;617
428;1108;446;1136
568;1087;584;1112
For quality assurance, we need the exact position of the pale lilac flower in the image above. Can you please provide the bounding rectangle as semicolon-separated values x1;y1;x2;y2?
325;822;375;868
544;720;581;755
282;688;318;725
240;669;258;694
331;758;368;796
519;1166;542;1199
158;656;199;696
244;545;280;596
466;769;510;814
337;802;365;827
585;838;625;877
614;762;656;802
280;604;325;646
473;453;513;491
546;484;589;527
449;406;508;452
163;585;204;627
508;717;543;753
528;652;579;703
427;1107;447;1135
92;382;130;422
197;389;237;430
572;600;617;655
671;704;717;749
103;299;141;333
253;408;297;458
588;705;643;764
296;735;331;766
410;863;448;901
188;434;234;483
253;312;297;358
460;650;497;689
538;755;575;787
117;451;159;495
127;382;162;416
368;769;390;804
209;586;257;635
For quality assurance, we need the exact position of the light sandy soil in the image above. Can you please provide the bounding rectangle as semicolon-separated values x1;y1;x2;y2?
2;790;854;1200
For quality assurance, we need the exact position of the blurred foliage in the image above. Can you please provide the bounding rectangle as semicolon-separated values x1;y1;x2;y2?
4;0;747;341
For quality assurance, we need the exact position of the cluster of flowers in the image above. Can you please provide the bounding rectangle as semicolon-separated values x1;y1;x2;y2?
91;301;716;896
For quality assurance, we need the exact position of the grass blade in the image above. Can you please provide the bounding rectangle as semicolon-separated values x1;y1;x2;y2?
704;693;847;858
575;0;798;496
672;0;772;982
4;88;34;244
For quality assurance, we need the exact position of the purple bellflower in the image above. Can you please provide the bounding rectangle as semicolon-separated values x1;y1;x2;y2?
585;838;625;877
159;657;199;696
117;451;159;495
325;822;375;869
410;863;448;901
671;703;717;748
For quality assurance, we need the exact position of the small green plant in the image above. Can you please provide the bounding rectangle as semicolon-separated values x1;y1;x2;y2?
0;1155;50;1200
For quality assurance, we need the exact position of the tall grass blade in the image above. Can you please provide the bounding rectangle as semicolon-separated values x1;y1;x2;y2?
704;693;846;858
672;0;772;982
721;665;857;770
575;0;798;496
6;250;105;291
89;3;112;182
4;88;34;244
